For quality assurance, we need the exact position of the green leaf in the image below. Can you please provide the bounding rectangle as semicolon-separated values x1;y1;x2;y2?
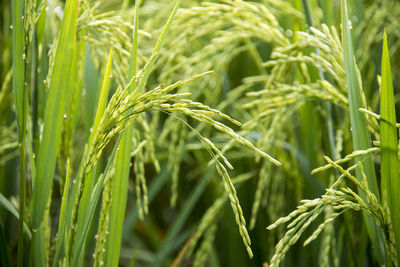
51;159;72;267
30;0;79;265
105;1;182;266
90;49;113;146
104;0;139;261
380;31;400;266
341;0;385;263
70;133;122;266
0;194;31;238
69;49;114;267
11;0;26;136
135;0;183;95
12;0;28;265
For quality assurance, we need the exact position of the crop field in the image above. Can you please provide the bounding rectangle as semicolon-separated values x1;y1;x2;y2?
1;0;400;266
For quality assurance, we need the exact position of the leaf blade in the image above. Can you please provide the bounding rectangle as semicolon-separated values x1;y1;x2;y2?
341;0;385;263
30;0;79;265
380;31;400;266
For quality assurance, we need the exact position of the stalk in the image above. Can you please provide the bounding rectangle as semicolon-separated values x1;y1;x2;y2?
11;0;26;266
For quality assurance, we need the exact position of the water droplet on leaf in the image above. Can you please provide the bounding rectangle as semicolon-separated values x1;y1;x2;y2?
285;29;293;37
347;20;352;30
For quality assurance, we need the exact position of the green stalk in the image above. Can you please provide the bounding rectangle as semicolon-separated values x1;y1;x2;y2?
17;116;26;267
380;32;400;266
341;0;385;263
11;0;26;266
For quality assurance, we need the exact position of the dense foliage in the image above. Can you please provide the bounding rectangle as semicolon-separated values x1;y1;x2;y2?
1;0;400;266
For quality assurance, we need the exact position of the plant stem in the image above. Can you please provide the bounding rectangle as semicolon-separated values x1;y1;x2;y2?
11;0;26;265
301;0;336;161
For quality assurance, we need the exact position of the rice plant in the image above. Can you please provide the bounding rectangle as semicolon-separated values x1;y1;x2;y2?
1;0;400;266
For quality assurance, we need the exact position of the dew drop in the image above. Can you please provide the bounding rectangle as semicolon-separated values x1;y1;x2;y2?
72;179;76;184
90;127;93;133
33;153;36;159
109;73;113;78
347;20;352;30
64;113;67;118
352;16;358;23
285;29;293;37
10;25;13;29
21;16;24;20
55;6;63;20
22;53;26;60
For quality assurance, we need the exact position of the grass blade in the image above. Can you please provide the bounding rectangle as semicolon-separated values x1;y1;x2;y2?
69;50;113;267
0;194;31;238
135;0;182;94
380;31;400;266
11;0;27;265
70;134;122;266
341;0;385;263
90;49;113;146
51;159;72;267
30;0;79;265
11;0;26;135
104;128;133;267
104;1;139;265
105;1;182;265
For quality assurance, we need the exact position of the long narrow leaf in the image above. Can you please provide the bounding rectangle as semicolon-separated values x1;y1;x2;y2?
104;10;137;265
105;1;182;266
341;0;385;263
380;31;400;266
30;0;79;265
70;51;114;266
11;0;26;135
90;49;113;146
0;194;31;238
135;0;182;94
11;0;27;265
